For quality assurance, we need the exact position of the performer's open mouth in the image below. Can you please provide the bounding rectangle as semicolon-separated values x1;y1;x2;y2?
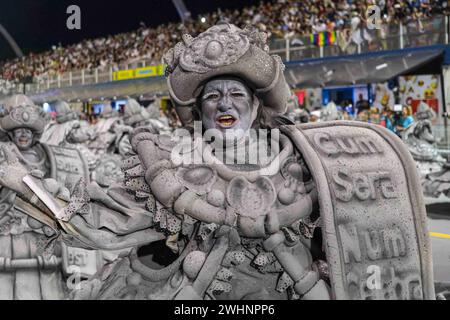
216;114;237;128
18;137;29;145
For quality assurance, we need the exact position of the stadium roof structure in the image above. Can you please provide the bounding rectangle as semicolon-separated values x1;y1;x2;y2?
29;76;167;104
284;46;445;88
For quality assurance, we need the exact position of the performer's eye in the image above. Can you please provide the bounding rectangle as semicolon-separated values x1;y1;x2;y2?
231;91;246;98
203;92;220;101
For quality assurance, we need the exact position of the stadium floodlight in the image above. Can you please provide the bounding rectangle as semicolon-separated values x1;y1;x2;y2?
0;23;23;58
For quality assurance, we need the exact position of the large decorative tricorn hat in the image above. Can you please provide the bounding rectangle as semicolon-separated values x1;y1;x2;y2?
1;94;34;110
163;22;291;114
123;98;151;126
0;94;48;134
54;100;78;124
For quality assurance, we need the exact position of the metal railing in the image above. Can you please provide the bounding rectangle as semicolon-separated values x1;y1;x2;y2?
270;15;448;61
23;58;156;95
3;15;450;96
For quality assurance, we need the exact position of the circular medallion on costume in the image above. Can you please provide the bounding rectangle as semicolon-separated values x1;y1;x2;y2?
204;40;223;60
176;165;217;195
43;226;55;237
207;189;225;207
227;176;276;219
27;216;44;229
180;23;250;73
127;272;142;286
184;167;212;184
281;157;304;181
183;251;206;280
278;187;295;205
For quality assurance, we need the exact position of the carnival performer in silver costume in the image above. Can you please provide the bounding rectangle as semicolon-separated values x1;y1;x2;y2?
117;98;171;157
89;104;122;155
404;102;443;168
144;98;172;135
40;100;98;171
284;93;310;124
0;23;435;300
400;102;450;200
0;94;91;299
84;104;125;188
320;101;341;122
40;100;95;146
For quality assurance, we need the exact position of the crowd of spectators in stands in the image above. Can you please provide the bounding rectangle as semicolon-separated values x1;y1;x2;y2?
1;0;449;83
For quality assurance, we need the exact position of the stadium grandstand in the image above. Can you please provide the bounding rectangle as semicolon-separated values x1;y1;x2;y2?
0;0;449;84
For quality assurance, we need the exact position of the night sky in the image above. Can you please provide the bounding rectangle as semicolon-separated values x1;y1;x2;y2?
0;0;262;61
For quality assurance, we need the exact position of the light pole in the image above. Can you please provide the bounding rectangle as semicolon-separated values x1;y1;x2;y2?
0;23;23;58
0;23;24;94
171;0;191;23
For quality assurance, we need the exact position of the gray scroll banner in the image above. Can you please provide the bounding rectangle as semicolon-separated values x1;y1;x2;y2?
281;121;434;300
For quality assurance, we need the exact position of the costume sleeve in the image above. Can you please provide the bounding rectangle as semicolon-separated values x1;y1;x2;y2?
60;154;169;251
